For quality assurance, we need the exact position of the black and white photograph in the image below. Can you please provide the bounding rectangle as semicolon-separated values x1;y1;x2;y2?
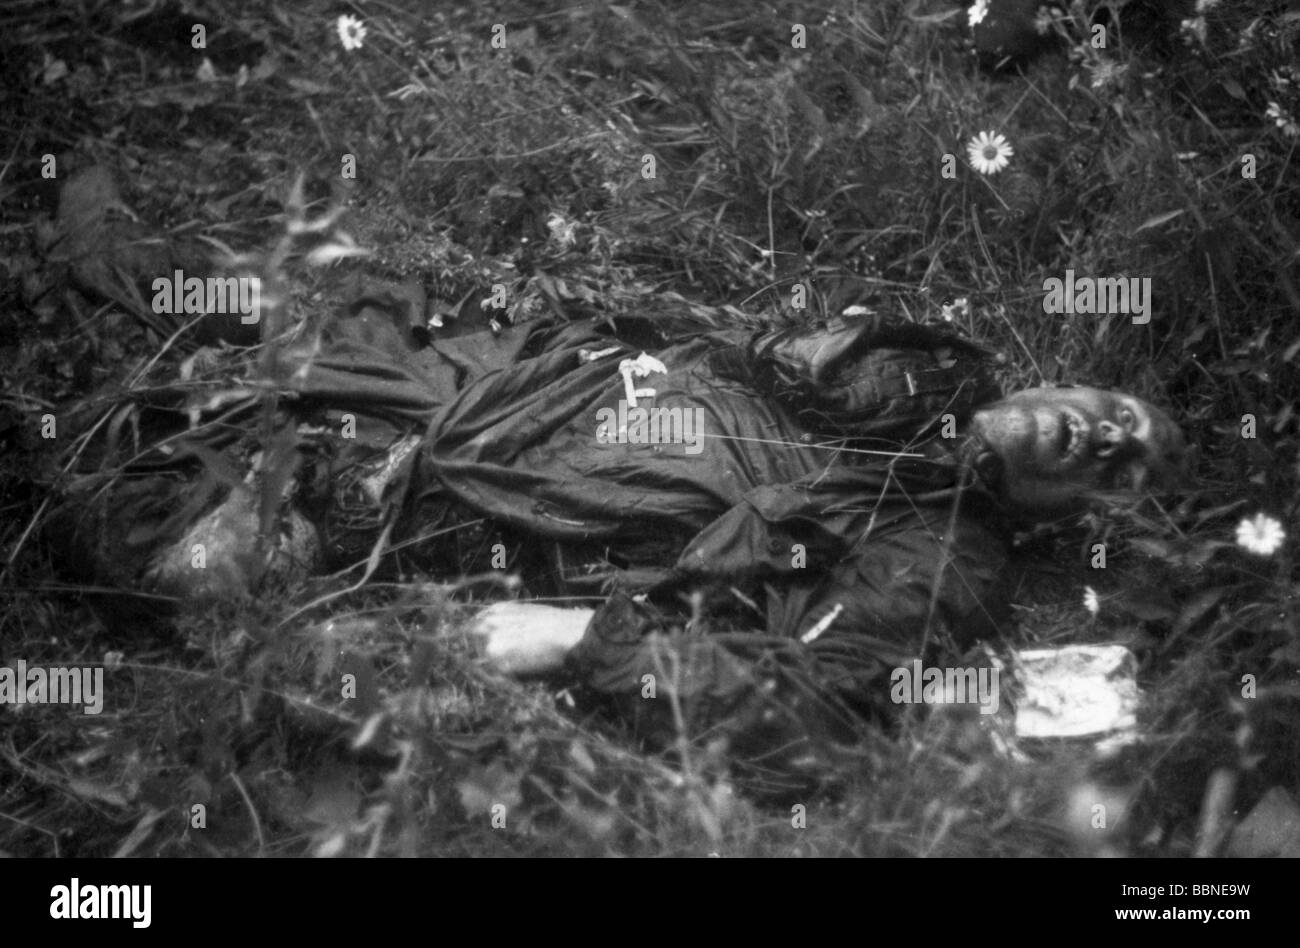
0;0;1295;905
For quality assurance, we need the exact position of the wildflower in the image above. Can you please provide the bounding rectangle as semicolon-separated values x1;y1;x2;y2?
1034;6;1061;36
1235;513;1286;557
968;0;989;28
1266;102;1300;138
336;14;367;51
1087;59;1126;92
966;130;1014;175
941;296;970;322
1180;17;1206;45
1083;586;1100;616
546;212;577;251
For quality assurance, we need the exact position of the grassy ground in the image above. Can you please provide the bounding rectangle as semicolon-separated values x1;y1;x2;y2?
1;0;1297;857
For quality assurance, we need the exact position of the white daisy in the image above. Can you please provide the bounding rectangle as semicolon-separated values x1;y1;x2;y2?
966;131;1014;175
1083;586;1100;616
1235;513;1286;557
336;15;367;51
1266;102;1300;138
968;0;990;28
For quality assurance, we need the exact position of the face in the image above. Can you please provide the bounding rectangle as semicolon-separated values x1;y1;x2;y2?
969;386;1187;516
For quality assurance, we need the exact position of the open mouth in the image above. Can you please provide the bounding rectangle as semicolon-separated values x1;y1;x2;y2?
1057;410;1087;461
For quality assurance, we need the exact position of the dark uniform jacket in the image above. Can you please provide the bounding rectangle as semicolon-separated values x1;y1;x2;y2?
291;306;1014;782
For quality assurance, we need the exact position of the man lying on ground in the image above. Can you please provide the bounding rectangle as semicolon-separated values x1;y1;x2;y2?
57;295;1188;790
290;302;1188;787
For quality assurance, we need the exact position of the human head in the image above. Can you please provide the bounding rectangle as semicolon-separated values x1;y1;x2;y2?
968;386;1188;516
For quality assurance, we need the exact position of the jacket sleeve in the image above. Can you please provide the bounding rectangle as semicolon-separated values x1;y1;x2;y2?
676;475;1010;677
673;462;1009;626
565;480;1010;789
777;504;1010;700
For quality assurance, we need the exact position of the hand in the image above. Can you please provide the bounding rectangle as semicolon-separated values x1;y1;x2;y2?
468;602;595;676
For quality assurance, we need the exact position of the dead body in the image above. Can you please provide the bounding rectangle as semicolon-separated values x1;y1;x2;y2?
280;306;1187;787
57;301;1186;788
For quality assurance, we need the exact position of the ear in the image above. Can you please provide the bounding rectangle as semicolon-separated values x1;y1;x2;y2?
972;447;1004;489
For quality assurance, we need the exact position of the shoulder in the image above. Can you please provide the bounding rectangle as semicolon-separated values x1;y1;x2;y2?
746;316;1003;439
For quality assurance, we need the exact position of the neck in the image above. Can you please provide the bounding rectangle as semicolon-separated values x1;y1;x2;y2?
936;428;1003;491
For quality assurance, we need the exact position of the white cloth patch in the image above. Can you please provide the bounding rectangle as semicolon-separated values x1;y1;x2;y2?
617;352;668;407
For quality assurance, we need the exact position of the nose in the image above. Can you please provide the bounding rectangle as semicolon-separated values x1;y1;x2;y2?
1093;420;1128;458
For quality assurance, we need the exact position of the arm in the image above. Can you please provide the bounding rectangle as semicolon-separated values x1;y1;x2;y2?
788;510;1011;705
